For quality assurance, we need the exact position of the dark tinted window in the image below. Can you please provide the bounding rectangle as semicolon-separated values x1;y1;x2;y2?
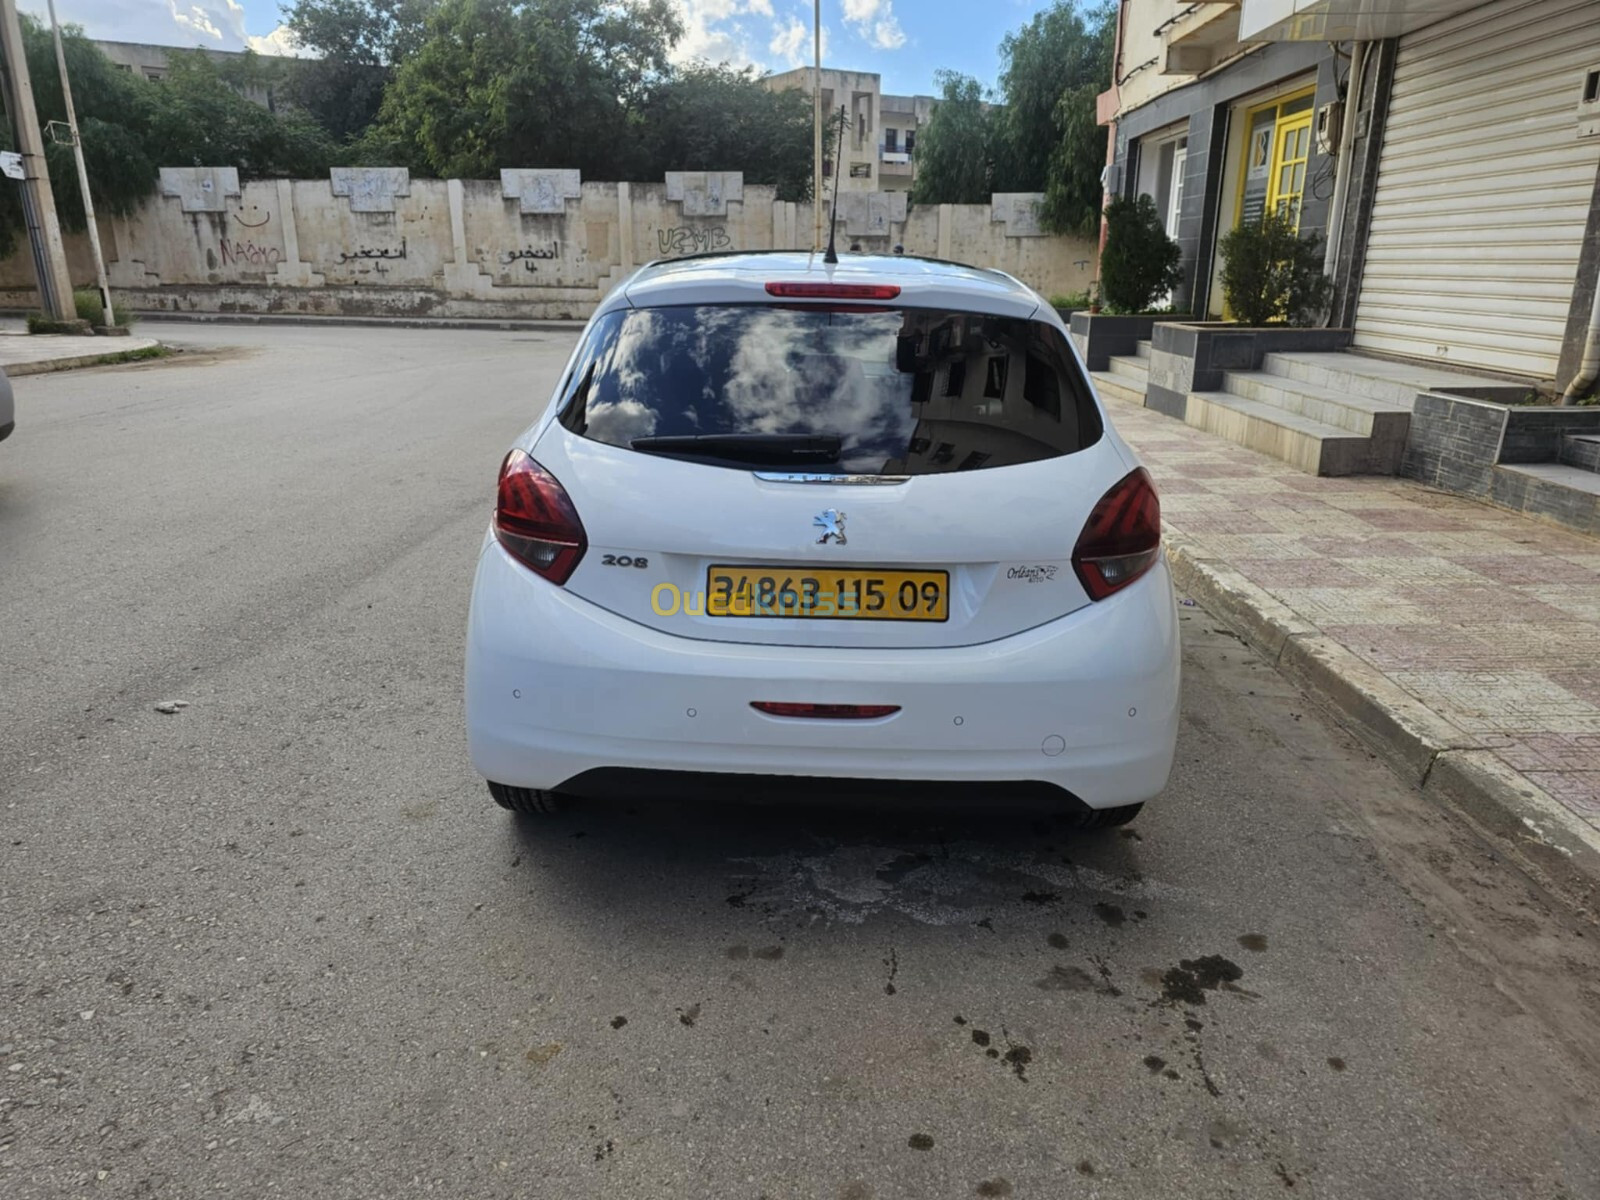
557;305;1102;475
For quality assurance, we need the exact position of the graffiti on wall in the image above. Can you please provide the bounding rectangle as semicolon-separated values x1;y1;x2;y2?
656;226;731;257
500;242;560;272
218;239;283;268
337;238;408;264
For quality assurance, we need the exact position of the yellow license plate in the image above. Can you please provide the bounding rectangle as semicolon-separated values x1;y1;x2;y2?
705;566;949;621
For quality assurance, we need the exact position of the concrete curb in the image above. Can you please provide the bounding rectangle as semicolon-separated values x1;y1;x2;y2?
1166;538;1600;919
4;348;161;377
128;312;587;333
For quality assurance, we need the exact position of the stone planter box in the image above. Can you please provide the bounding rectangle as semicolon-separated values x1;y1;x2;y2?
1067;312;1189;371
1144;322;1352;419
1403;392;1600;535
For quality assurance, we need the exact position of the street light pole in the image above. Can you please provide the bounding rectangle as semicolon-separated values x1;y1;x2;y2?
812;0;822;252
0;0;75;321
46;0;112;328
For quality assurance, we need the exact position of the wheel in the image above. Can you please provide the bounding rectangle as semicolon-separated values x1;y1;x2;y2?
487;781;568;815
1074;802;1143;830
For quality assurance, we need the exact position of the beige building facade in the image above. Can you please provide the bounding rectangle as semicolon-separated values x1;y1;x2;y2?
763;67;935;194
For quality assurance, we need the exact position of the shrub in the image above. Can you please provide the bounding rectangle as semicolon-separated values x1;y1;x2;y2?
25;313;89;335
74;288;136;328
1099;194;1183;314
1050;291;1092;310
1218;209;1332;326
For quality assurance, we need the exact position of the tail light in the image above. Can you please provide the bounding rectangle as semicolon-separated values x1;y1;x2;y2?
751;702;902;719
494;449;586;584
1072;468;1162;601
765;282;902;300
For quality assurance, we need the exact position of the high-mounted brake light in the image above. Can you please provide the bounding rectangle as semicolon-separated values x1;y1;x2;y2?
765;282;903;301
751;702;902;720
494;449;587;585
1072;468;1162;601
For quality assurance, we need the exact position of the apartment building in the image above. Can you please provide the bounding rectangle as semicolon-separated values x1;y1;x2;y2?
1099;0;1600;388
764;66;935;193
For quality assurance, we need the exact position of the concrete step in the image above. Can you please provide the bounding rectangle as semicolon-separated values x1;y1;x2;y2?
1493;463;1600;536
1558;433;1600;473
1222;370;1412;440
1185;391;1384;477
1091;370;1146;408
1132;340;1152;360
1107;355;1149;387
1498;462;1600;495
1260;351;1525;407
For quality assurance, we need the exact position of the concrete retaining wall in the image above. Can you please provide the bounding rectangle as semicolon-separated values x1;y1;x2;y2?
0;167;1097;321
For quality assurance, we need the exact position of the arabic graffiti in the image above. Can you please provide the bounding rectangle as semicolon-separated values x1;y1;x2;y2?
499;242;560;272
337;238;408;264
218;239;283;268
656;226;731;257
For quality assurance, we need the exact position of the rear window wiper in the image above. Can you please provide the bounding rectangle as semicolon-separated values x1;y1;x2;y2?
630;433;842;465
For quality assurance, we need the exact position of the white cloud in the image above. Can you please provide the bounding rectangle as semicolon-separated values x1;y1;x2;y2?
871;14;904;49
24;0;302;55
247;23;301;57
768;15;806;62
167;0;222;41
664;0;774;69
840;0;904;51
768;13;827;68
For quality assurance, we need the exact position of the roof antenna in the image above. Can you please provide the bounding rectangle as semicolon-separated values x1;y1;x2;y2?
823;104;847;265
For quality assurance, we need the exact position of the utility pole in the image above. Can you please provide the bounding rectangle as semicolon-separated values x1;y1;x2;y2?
0;0;76;321
47;0;112;328
812;0;822;252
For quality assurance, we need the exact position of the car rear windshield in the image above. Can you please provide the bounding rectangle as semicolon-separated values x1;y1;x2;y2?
555;304;1103;475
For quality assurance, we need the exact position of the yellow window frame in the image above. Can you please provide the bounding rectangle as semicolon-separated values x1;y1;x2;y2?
1269;112;1313;229
1233;85;1317;233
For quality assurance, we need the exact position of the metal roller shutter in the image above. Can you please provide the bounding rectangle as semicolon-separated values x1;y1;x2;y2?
1353;0;1600;379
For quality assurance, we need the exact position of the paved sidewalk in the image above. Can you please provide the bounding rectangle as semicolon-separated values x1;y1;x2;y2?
1109;397;1600;891
0;327;161;375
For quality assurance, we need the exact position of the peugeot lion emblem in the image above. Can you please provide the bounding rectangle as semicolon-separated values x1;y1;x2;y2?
813;509;847;545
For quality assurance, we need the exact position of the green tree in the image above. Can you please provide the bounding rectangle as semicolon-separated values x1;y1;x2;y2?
142;51;338;178
640;64;814;200
1099;194;1182;313
374;0;681;178
283;0;438;64
282;0;438;139
1219;209;1332;326
908;71;993;206
991;1;1115;234
0;22;338;260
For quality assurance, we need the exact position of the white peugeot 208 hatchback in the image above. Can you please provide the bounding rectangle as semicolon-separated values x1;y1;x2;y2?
465;251;1180;827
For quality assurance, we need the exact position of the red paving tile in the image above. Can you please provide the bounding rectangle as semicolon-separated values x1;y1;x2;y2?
1349;508;1476;533
1450;556;1600;585
1230;559;1372;588
1106;398;1600;837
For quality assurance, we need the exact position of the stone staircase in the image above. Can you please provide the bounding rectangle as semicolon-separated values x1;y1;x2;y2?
1496;431;1600;517
1093;347;1521;478
1093;341;1150;407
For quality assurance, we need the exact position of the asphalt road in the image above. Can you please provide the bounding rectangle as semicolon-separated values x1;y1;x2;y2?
3;323;1598;1200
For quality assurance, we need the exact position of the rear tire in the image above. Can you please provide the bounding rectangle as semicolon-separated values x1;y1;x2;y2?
1075;802;1143;830
487;781;568;815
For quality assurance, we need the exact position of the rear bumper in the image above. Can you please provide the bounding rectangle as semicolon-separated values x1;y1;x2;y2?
464;542;1181;809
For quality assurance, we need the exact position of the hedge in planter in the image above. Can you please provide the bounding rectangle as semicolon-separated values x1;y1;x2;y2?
1099;195;1183;314
1219;209;1332;326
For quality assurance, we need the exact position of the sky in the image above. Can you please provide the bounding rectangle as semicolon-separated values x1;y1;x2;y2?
25;0;1064;97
